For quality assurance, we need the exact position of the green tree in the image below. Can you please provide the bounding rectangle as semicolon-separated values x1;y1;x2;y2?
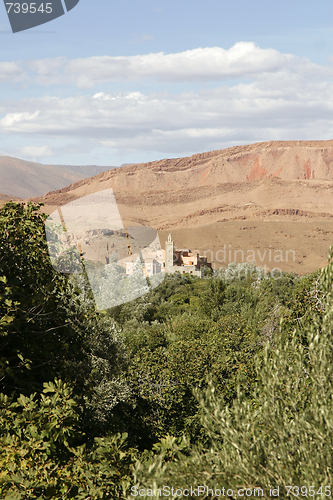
0;379;136;499
0;202;129;429
130;254;333;495
199;277;226;319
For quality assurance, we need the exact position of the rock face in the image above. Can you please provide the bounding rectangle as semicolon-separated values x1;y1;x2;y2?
29;139;333;274
33;139;333;205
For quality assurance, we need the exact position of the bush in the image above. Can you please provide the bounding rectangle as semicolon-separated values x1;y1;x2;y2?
0;379;136;499
130;253;333;495
0;202;130;430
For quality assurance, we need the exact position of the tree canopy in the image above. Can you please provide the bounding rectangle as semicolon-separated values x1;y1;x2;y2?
1;201;333;498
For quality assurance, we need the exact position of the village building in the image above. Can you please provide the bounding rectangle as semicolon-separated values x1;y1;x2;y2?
123;256;163;277
164;233;211;277
119;233;211;278
118;246;165;277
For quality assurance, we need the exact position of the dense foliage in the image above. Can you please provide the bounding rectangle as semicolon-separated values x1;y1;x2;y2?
1;201;332;498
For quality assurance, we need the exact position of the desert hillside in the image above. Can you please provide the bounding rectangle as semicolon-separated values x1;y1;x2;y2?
29;139;333;274
0;156;117;199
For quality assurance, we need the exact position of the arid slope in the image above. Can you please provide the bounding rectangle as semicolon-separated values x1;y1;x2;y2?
29;140;333;274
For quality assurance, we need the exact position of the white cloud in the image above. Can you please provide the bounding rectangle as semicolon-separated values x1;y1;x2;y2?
50;43;329;88
0;111;40;127
0;69;332;156
0;43;332;161
1;42;331;89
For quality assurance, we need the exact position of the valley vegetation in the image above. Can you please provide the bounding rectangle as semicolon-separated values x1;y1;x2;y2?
1;202;333;499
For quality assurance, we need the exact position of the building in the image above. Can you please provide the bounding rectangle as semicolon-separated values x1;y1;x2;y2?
119;233;211;278
123;255;163;277
119;246;165;277
164;233;211;277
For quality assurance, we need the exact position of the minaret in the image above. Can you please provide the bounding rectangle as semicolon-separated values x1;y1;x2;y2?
165;233;174;272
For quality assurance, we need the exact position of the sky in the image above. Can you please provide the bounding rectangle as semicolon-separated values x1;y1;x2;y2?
0;0;332;167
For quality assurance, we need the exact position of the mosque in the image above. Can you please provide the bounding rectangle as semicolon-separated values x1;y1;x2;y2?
120;233;211;278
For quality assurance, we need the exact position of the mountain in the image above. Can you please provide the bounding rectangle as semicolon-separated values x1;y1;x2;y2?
29;139;333;274
55;164;117;177
0;156;116;199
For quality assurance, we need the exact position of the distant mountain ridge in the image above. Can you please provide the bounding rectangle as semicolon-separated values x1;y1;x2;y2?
55;164;117;178
28;139;333;275
30;139;333;205
0;156;117;199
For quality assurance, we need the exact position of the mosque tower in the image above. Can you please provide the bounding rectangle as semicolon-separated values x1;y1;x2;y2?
165;233;174;272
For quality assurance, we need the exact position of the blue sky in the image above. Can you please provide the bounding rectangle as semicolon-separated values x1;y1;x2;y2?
0;0;332;166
